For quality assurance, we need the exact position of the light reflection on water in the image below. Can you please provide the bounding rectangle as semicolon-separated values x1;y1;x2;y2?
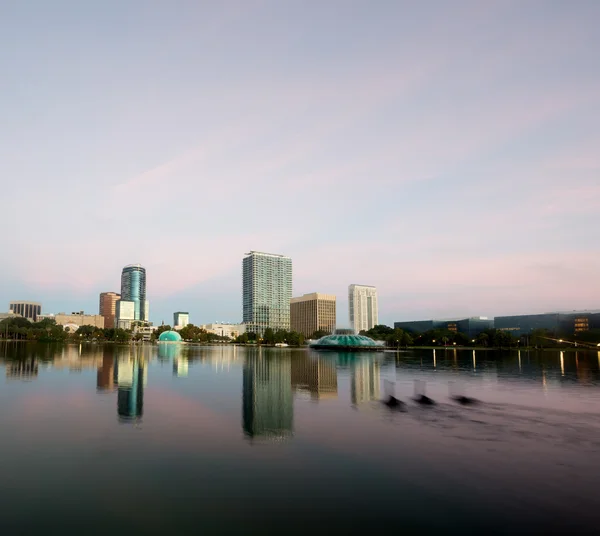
1;343;600;534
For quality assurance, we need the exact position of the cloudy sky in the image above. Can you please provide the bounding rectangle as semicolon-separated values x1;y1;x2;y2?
1;0;599;326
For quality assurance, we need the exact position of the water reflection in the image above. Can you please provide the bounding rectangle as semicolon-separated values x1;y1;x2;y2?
243;352;293;440
115;353;146;422
292;353;338;400
173;355;188;377
350;356;381;405
5;356;38;381
97;348;115;392
158;343;179;360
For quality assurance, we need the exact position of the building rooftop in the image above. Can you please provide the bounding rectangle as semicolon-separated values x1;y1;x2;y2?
244;251;290;259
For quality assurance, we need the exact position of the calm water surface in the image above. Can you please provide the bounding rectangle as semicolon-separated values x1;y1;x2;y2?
1;343;600;534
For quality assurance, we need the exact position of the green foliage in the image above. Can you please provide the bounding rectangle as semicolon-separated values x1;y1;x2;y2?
152;325;172;341
235;329;304;346
310;330;330;339
262;328;275;345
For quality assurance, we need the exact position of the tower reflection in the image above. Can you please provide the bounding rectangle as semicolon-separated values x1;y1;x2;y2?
96;348;115;392
291;353;338;400
350;356;381;405
243;352;293;440
115;350;146;423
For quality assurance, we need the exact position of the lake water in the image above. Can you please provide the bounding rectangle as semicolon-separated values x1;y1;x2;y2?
1;343;600;534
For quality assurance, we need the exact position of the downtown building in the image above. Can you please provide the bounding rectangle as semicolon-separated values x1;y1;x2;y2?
38;311;105;330
494;310;600;337
116;264;149;329
394;317;493;338
348;285;378;333
290;293;336;337
99;292;120;329
173;312;190;329
200;323;246;339
8;301;42;322
242;251;292;336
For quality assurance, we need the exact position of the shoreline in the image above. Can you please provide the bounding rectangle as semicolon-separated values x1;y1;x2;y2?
0;340;596;352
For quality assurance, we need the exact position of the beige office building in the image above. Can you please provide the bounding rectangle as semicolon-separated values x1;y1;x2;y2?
99;292;120;329
50;312;105;329
290;293;336;337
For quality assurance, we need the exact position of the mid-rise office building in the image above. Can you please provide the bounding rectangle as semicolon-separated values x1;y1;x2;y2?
173;312;190;329
116;300;136;330
8;301;42;322
290;293;336;337
99;292;120;329
348;285;378;333
242;251;292;336
118;264;148;323
49;311;105;329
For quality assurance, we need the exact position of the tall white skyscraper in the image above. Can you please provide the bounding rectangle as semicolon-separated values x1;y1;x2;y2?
243;251;292;336
348;284;378;333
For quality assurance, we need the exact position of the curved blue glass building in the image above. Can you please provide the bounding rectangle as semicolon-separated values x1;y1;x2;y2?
120;264;148;321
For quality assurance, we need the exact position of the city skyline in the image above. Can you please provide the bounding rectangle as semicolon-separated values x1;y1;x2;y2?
1;2;599;324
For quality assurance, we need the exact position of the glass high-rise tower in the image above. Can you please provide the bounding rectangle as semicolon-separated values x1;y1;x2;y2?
243;251;292;336
120;264;148;322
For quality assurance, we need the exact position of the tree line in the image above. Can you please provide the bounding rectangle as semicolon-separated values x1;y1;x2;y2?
360;324;600;348
0;317;132;343
4;316;598;348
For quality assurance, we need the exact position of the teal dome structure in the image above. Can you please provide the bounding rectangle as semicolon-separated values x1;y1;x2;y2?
158;330;182;343
310;329;384;351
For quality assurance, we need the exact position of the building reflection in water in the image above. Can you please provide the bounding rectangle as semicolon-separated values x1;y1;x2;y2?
97;348;115;392
173;355;188;377
158;343;180;361
350;356;381;405
114;350;147;423
292;353;337;400
5;357;38;381
243;352;293;440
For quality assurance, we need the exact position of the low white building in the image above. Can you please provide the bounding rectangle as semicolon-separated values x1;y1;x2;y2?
200;323;246;339
134;324;157;342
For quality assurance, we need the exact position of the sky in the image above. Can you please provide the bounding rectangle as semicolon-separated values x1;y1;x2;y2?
1;0;599;327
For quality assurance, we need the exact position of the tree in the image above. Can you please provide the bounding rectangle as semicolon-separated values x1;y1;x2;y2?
274;330;287;344
236;332;249;344
476;332;489;347
401;332;413;346
310;330;330;339
77;325;96;339
152;325;172;341
263;328;275;345
286;331;305;346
